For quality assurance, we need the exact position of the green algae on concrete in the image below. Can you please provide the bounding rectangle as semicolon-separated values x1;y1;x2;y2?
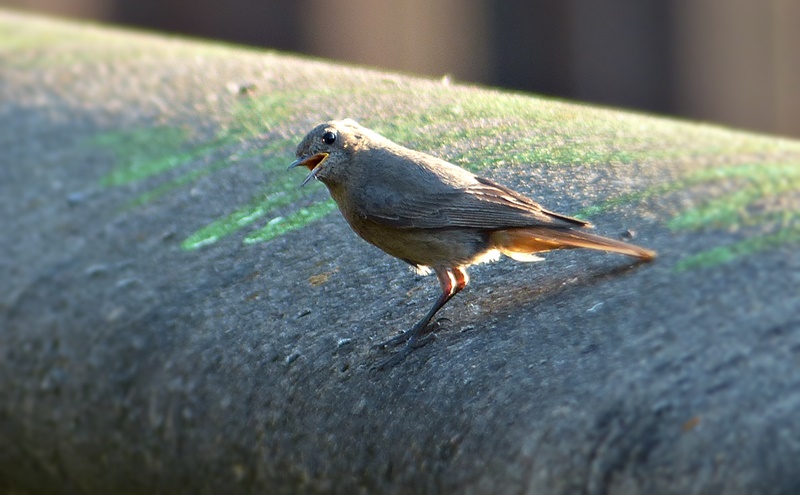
243;200;338;245
675;226;800;272
368;91;800;171
92;127;226;186
180;160;308;250
86;92;328;251
667;162;800;230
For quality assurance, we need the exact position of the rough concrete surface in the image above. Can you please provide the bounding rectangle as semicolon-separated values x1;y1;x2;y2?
2;10;800;495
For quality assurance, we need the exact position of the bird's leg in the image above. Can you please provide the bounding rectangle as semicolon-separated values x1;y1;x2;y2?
376;266;468;350
373;267;468;370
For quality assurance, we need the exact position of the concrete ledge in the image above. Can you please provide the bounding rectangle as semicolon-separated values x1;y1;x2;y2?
3;10;800;494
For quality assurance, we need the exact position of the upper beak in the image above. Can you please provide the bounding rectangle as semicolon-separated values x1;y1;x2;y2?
288;152;329;187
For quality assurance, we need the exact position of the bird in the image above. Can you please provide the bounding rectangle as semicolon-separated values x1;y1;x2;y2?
289;119;656;368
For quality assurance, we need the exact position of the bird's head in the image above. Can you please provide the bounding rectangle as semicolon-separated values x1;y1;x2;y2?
289;119;369;187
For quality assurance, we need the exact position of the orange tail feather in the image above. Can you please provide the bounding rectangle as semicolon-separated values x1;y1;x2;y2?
490;227;656;261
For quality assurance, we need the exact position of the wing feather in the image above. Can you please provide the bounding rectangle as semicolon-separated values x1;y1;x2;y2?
357;175;590;230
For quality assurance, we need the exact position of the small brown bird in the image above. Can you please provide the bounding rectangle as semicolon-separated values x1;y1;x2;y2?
290;119;655;366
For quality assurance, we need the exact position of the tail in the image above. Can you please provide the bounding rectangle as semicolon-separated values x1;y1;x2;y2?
490;227;657;262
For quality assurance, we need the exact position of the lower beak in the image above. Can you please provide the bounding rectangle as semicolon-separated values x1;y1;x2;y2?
288;152;329;187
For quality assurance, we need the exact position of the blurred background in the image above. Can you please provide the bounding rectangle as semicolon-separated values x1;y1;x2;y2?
3;0;799;138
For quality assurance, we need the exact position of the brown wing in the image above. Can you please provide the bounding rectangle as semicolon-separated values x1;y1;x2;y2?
357;175;590;230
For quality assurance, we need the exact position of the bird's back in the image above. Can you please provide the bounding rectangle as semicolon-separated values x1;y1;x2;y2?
345;144;587;232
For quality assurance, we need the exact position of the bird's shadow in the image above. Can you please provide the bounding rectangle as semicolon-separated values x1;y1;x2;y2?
368;257;654;370
491;258;651;313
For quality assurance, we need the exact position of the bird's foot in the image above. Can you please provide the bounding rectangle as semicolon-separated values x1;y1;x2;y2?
372;317;451;349
372;330;413;349
371;335;435;371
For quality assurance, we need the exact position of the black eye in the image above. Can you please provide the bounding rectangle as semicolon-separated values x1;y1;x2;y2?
322;131;337;145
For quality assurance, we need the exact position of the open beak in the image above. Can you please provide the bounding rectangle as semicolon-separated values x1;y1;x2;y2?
288;152;329;187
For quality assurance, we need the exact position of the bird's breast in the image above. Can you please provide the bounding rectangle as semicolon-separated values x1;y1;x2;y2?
347;215;491;269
